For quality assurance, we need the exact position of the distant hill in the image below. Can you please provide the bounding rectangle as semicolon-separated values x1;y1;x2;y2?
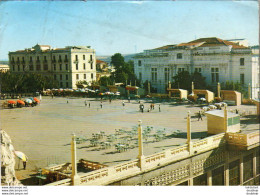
97;53;139;65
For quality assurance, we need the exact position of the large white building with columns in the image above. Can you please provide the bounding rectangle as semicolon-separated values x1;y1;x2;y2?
9;44;96;89
134;37;259;99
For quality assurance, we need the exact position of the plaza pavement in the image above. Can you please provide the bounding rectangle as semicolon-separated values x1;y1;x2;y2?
0;96;258;183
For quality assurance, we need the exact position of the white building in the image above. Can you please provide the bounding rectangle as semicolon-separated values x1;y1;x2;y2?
9;44;96;89
134;37;259;99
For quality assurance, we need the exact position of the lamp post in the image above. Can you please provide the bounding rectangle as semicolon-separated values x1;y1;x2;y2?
137;120;145;170
71;133;80;185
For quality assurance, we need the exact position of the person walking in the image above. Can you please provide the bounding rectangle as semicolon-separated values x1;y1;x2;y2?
159;104;161;112
85;100;87;106
198;110;203;121
122;101;125;107
128;97;130;103
89;103;90;108
100;102;103;109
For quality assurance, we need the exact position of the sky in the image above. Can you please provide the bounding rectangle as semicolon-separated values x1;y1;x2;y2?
0;1;258;60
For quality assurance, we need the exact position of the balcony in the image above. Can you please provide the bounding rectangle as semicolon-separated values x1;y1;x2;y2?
226;131;260;150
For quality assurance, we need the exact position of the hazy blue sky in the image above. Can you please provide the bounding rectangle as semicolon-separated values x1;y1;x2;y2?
0;1;258;59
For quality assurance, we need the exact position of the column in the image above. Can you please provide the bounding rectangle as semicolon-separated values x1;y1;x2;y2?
224;105;228;132
71;133;80;185
224;152;229;186
217;82;221;98
253;150;257;177
187;111;192;154
148;82;151;94
248;83;251;100
137;120;145;170
207;170;212;186
239;155;244;185
191;82;194;94
168;81;171;97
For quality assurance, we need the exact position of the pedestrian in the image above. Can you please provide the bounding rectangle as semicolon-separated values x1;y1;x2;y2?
39;94;42;101
85;100;87;106
128;97;130;103
122;101;125;107
67;100;69;104
235;109;239;114
51;93;54;99
159;104;161;112
89;103;90;108
150;104;153;110
141;104;144;113
22;156;28;170
100;102;102;109
198;110;203;121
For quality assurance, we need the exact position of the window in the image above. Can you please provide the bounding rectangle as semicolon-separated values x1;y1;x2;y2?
83;55;85;60
151;68;157;82
90;55;93;61
44;56;47;61
18;65;20;71
76;63;78;70
23;65;25;71
139;72;142;81
75;55;78;61
195;68;202;73
22;57;24;62
44;64;48;71
66;74;68;80
164;68;169;83
240;58;244;66
76;74;79;80
83;63;86;70
29;64;33;71
60;74;62;80
60;82;63;88
91;73;93;79
211;68;219;83
91;62;93;69
17;57;20;62
243;154;253;182
178;68;185;72
177;53;182;59
30;57;32;62
229;160;240;185
66;82;69;88
84;74;86;79
37;56;40;61
36;64;41;71
54;74;56;80
240;74;244;84
53;64;56;71
138;60;142;66
66;64;68;70
12;65;15;71
59;64;62;71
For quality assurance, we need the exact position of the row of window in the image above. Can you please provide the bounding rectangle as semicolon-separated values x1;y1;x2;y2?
54;73;94;80
137;57;245;67
147;67;245;84
11;54;93;62
12;63;94;71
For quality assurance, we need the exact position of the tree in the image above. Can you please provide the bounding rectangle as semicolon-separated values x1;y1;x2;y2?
110;53;140;86
172;71;207;92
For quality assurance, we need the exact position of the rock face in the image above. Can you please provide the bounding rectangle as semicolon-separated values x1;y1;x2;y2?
1;130;22;186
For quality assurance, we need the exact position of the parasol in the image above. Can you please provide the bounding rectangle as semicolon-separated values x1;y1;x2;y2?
8;100;16;104
14;151;28;162
33;97;40;103
25;99;33;104
17;100;25;105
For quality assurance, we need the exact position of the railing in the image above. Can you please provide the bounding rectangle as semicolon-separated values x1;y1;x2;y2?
45;178;71;186
43;133;234;186
226;131;259;147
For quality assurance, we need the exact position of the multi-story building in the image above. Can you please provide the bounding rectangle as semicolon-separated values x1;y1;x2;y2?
134;37;259;99
9;44;96;89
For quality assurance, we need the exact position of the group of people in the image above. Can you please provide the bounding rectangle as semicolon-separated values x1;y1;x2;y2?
139;103;161;113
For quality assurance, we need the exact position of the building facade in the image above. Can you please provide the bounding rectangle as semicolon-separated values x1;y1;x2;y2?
134;37;259;99
9;44;96;89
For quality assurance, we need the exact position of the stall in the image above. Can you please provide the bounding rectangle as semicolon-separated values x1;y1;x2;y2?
221;90;241;106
